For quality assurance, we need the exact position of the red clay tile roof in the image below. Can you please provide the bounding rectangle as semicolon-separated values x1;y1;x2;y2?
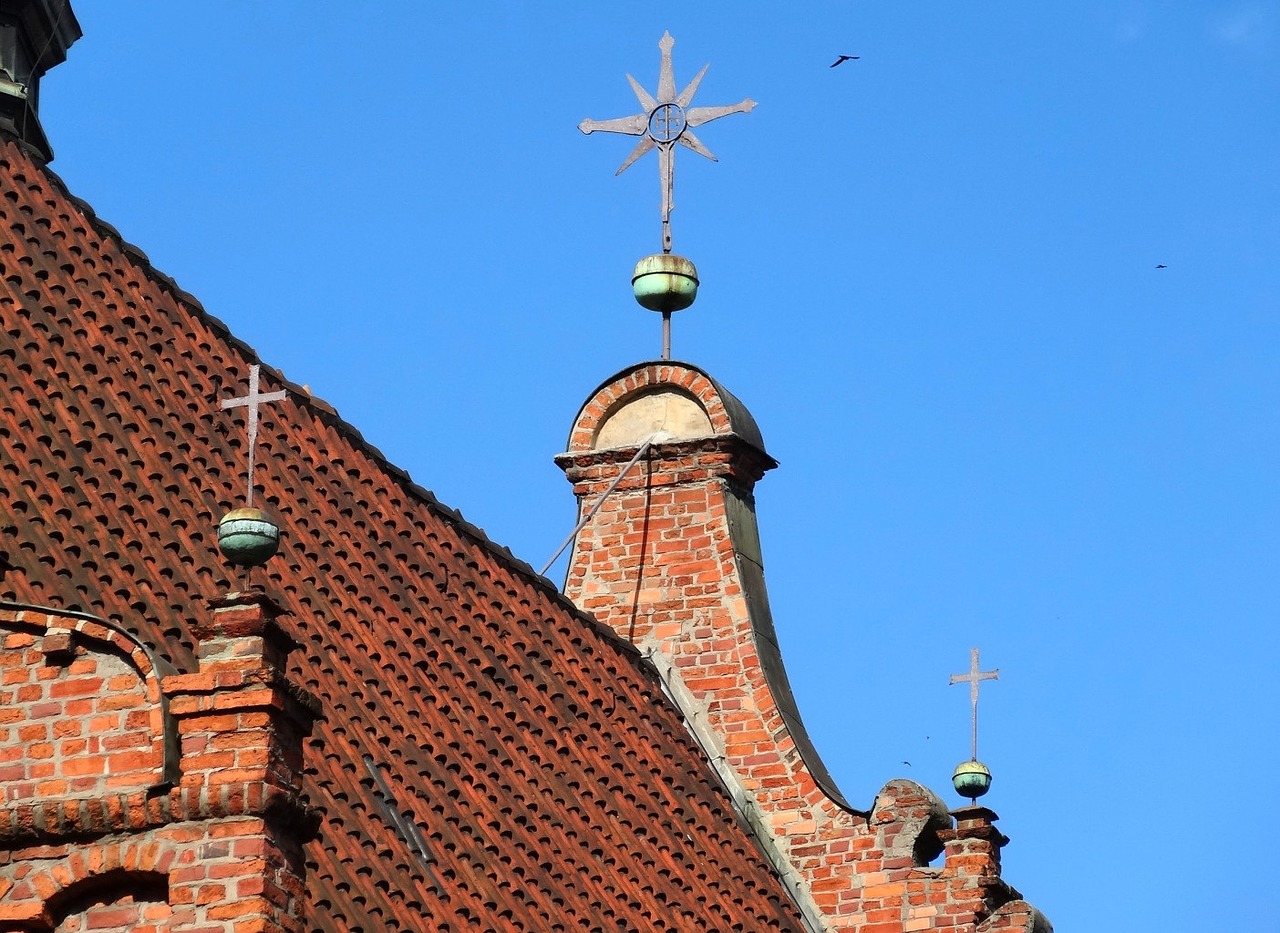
0;133;808;931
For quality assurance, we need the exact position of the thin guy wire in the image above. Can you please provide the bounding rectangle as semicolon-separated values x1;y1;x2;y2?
538;435;657;578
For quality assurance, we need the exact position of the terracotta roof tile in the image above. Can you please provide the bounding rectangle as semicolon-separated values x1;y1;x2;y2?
0;134;807;931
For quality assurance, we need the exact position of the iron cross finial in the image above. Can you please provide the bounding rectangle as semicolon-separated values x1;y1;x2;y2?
579;31;755;254
220;364;286;508
950;647;999;761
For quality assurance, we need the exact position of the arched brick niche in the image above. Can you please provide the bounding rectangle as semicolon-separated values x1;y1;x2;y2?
565;361;769;455
48;870;171;933
1;839;179;933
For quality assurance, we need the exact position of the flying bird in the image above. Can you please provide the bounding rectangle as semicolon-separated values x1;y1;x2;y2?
1155;263;1167;269
830;55;861;67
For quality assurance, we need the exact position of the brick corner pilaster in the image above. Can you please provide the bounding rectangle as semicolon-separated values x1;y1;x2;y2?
163;588;321;830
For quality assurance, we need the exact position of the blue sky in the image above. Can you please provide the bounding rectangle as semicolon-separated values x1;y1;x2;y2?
43;3;1280;930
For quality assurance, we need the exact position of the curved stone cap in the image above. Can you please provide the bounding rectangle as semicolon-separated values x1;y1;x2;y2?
565;360;770;456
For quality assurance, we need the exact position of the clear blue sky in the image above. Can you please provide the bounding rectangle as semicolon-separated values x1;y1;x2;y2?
45;4;1279;930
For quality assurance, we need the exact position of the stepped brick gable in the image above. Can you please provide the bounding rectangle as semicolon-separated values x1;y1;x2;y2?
558;361;1052;931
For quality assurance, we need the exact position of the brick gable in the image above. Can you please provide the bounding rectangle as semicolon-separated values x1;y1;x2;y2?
558;361;1051;931
0;134;809;930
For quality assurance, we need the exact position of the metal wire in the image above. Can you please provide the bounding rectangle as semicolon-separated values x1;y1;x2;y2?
538;435;657;578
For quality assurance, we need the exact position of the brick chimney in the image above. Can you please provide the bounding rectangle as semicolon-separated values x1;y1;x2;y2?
0;0;80;160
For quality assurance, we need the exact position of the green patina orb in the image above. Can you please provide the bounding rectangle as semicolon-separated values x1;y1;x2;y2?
952;759;992;800
632;253;699;313
217;507;280;567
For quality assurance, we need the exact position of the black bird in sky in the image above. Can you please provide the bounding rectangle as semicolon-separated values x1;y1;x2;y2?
830;54;861;67
1156;263;1168;269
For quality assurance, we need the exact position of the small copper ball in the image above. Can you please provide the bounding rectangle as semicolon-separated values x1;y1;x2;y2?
952;759;993;800
216;507;280;567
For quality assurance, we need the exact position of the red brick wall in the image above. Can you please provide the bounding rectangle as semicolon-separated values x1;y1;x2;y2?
47;870;170;932
0;826;304;933
54;892;172;933
0;596;317;933
0;621;165;804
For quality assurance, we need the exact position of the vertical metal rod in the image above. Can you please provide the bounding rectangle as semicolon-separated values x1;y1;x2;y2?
662;311;672;360
245;447;257;508
971;697;979;760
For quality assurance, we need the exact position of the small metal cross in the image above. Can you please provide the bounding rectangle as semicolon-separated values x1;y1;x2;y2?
950;647;999;761
579;31;756;254
220;363;286;508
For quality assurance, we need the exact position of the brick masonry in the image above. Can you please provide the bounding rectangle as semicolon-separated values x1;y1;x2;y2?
0;123;815;928
0;593;318;933
0;621;165;804
558;361;1052;933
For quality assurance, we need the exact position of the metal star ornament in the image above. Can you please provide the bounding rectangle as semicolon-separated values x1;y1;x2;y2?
579;32;755;253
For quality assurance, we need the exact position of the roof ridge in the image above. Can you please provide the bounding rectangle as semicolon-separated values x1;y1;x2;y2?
2;128;639;664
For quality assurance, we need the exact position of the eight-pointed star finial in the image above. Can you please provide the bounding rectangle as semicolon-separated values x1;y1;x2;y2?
579;32;755;253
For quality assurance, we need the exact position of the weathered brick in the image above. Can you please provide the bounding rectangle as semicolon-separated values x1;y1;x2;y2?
557;362;1044;933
